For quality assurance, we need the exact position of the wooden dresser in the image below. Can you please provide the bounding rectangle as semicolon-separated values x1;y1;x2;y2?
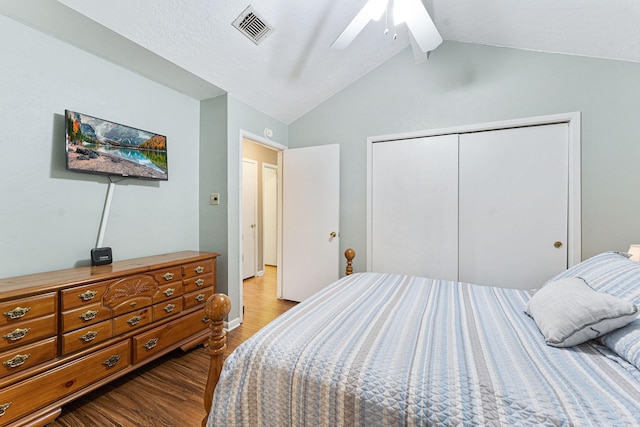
0;251;219;426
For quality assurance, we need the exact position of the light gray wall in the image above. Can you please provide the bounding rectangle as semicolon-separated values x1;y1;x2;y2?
0;13;287;325
7;7;640;315
289;41;640;273
0;14;201;278
199;96;228;293
199;93;287;323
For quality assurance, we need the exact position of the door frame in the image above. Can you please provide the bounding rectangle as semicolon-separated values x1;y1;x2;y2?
237;130;286;326
366;111;582;271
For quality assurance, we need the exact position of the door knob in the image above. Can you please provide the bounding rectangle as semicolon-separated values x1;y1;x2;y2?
329;231;338;241
554;241;563;249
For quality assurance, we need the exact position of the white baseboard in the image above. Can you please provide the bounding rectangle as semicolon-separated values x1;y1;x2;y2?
226;316;241;331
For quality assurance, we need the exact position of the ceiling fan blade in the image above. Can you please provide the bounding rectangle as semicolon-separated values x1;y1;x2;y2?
402;0;442;52
409;33;430;63
331;0;386;49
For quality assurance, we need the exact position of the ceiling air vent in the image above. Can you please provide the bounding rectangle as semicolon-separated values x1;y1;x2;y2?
232;6;274;45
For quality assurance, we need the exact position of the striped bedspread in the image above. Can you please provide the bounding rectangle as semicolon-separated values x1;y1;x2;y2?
208;272;640;426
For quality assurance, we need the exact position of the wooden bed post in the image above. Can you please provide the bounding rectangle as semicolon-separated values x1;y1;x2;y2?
202;293;231;427
345;248;355;275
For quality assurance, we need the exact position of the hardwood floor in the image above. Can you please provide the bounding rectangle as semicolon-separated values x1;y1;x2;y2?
51;266;295;426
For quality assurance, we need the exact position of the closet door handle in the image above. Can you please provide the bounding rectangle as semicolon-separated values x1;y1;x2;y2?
554;241;563;249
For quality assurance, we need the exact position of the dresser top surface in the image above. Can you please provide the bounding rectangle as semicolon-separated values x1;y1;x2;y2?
0;251;220;299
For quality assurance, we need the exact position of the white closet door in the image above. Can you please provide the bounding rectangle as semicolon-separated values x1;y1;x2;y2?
458;124;569;289
371;135;458;280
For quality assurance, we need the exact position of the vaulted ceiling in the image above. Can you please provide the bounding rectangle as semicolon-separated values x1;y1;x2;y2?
3;0;640;124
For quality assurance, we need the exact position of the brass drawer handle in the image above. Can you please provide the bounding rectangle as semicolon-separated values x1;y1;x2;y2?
162;272;174;281
143;338;158;350
3;354;30;368
201;316;210;323
163;288;175;297
79;310;98;321
163;304;176;313
195;294;205;303
195;279;205;287
194;266;205;274
3;307;30;319
102;354;122;367
3;328;30;342
78;290;98;301
80;331;98;342
0;402;11;417
127;315;142;326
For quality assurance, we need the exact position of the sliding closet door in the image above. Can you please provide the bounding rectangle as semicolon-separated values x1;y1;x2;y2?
371;135;458;280
458;124;569;289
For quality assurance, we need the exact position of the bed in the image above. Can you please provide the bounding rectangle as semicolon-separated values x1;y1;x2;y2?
202;251;640;426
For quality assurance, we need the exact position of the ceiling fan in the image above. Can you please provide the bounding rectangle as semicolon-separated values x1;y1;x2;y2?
331;0;442;62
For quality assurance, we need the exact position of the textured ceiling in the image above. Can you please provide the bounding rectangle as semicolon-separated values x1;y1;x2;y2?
3;0;640;124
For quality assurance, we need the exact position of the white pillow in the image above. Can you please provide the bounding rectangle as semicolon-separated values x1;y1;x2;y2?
525;277;638;347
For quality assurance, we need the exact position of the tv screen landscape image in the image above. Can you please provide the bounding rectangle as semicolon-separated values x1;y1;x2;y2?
65;110;168;180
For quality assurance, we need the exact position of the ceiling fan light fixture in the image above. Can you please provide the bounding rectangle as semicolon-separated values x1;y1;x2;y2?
332;0;442;54
392;0;409;25
366;0;387;21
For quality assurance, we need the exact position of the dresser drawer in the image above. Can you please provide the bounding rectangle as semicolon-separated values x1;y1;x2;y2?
62;319;112;355
132;309;211;363
61;281;109;310
154;282;183;303
153;297;183;322
182;259;214;279
112;307;152;336
150;266;183;284
183;273;214;294
0;340;129;425
0;292;56;326
0;337;58;379
61;303;111;332
183;288;213;309
0;314;57;351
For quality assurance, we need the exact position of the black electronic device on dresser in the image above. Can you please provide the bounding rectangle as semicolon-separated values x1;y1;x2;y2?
90;247;112;266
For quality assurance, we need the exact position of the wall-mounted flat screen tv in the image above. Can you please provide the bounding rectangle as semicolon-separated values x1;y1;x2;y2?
65;110;168;180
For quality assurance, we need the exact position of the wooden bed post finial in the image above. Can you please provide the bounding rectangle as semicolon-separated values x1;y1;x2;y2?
202;293;231;427
345;248;355;275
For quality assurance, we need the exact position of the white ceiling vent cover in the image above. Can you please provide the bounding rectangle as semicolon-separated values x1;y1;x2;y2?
232;6;274;45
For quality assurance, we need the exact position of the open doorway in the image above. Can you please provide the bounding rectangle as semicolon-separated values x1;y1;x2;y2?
241;138;281;318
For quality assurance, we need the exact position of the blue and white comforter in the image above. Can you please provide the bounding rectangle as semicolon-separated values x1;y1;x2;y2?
208;272;640;426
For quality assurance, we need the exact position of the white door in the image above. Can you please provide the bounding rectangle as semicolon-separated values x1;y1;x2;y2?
371;135;459;280
263;164;278;266
281;144;340;302
242;159;258;280
458;124;569;288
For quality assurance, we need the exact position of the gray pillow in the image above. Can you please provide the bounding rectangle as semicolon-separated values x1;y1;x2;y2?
525;277;638;347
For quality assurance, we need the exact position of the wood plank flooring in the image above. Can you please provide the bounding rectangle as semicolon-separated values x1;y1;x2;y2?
50;266;296;426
